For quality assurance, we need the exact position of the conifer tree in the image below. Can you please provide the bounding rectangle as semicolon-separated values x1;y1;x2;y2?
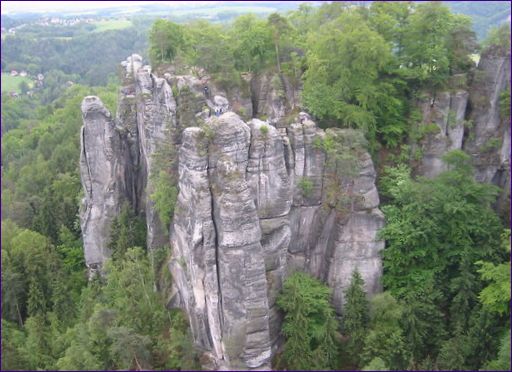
342;269;370;366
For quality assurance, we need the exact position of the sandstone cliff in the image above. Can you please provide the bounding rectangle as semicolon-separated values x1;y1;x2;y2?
168;112;384;369
79;55;384;369
79;48;509;369
411;45;510;217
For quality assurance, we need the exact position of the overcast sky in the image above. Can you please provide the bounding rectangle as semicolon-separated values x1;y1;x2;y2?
1;1;245;14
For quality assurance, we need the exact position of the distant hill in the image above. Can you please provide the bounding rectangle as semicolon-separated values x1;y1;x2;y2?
446;1;511;40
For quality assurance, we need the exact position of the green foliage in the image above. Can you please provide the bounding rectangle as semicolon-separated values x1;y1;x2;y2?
297;177;314;198
379;151;506;366
267;13;291;73
361;293;411;370
1;27;147;87
2;83;117;243
362;357;389;371
317;129;366;211
482;329;511;371
1;319;30;370
149;127;178;230
499;87;510;121
276;271;339;370
303;12;391;135
151;170;178;229
259;123;269;137
475;229;511;316
1;220;85;327
108;203;147;261
481;137;502;152
482;23;511;52
149;19;185;66
302;9;412;148
231;14;274;73
400;2;453;87
53;248;198;371
181;20;239;89
342;270;369;366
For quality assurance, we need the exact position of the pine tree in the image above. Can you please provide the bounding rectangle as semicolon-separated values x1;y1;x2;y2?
342;269;370;367
277;271;339;370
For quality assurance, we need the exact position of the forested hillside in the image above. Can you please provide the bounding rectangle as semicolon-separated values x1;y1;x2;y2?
2;1;510;371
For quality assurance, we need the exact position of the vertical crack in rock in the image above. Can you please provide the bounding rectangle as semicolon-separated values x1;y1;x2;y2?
79;95;130;274
79;53;511;369
464;46;510;185
413;88;469;178
80;56;386;370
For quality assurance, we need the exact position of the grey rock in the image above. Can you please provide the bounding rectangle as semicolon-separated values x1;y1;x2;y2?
170;113;384;368
250;72;300;124
465;46;511;184
79;96;129;272
134;68;176;249
80;58;386;370
414;89;469;178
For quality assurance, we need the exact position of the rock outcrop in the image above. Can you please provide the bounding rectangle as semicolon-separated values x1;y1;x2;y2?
465;45;510;188
414;89;469;178
80;50;510;369
169;113;384;369
79;96;131;274
412;46;510;218
80;54;177;270
80;56;383;370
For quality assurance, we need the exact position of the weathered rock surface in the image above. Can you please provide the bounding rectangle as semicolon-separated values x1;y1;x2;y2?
133;65;176;249
465;45;510;185
80;54;177;271
80;56;385;370
80;49;512;370
411;46;510;217
79;96;130;272
414;89;469;177
169;113;384;369
250;71;301;125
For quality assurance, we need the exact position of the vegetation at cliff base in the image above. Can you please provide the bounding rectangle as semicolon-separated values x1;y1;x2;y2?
276;271;339;370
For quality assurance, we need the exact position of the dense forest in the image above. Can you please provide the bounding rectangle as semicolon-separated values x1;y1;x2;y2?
2;1;510;371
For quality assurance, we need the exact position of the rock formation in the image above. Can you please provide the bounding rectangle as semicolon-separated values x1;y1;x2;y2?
79;96;131;274
168;112;384;369
79;55;385;369
80;54;177;270
414;89;469;178
412;45;510;217
465;45;510;219
80;48;511;369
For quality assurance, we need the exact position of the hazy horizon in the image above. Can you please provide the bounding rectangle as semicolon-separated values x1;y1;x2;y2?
2;1;297;15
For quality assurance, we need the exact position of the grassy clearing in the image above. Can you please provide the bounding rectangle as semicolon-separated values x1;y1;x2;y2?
92;19;132;32
1;73;34;93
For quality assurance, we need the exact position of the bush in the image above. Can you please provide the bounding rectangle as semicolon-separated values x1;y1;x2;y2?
298;177;314;197
259;124;269;137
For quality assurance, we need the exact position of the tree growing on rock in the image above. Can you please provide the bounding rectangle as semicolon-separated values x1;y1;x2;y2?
149;19;185;65
267;13;291;74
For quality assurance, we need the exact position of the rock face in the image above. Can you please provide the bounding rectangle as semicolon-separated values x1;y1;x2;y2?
80;56;385;370
251;71;301;125
79;96;131;274
412;46;510;218
169;113;384;369
465;45;510;186
79;54;177;271
80;50;510;369
414;89;469;178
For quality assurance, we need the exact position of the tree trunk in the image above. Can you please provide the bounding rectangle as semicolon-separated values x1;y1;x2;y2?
275;41;281;74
